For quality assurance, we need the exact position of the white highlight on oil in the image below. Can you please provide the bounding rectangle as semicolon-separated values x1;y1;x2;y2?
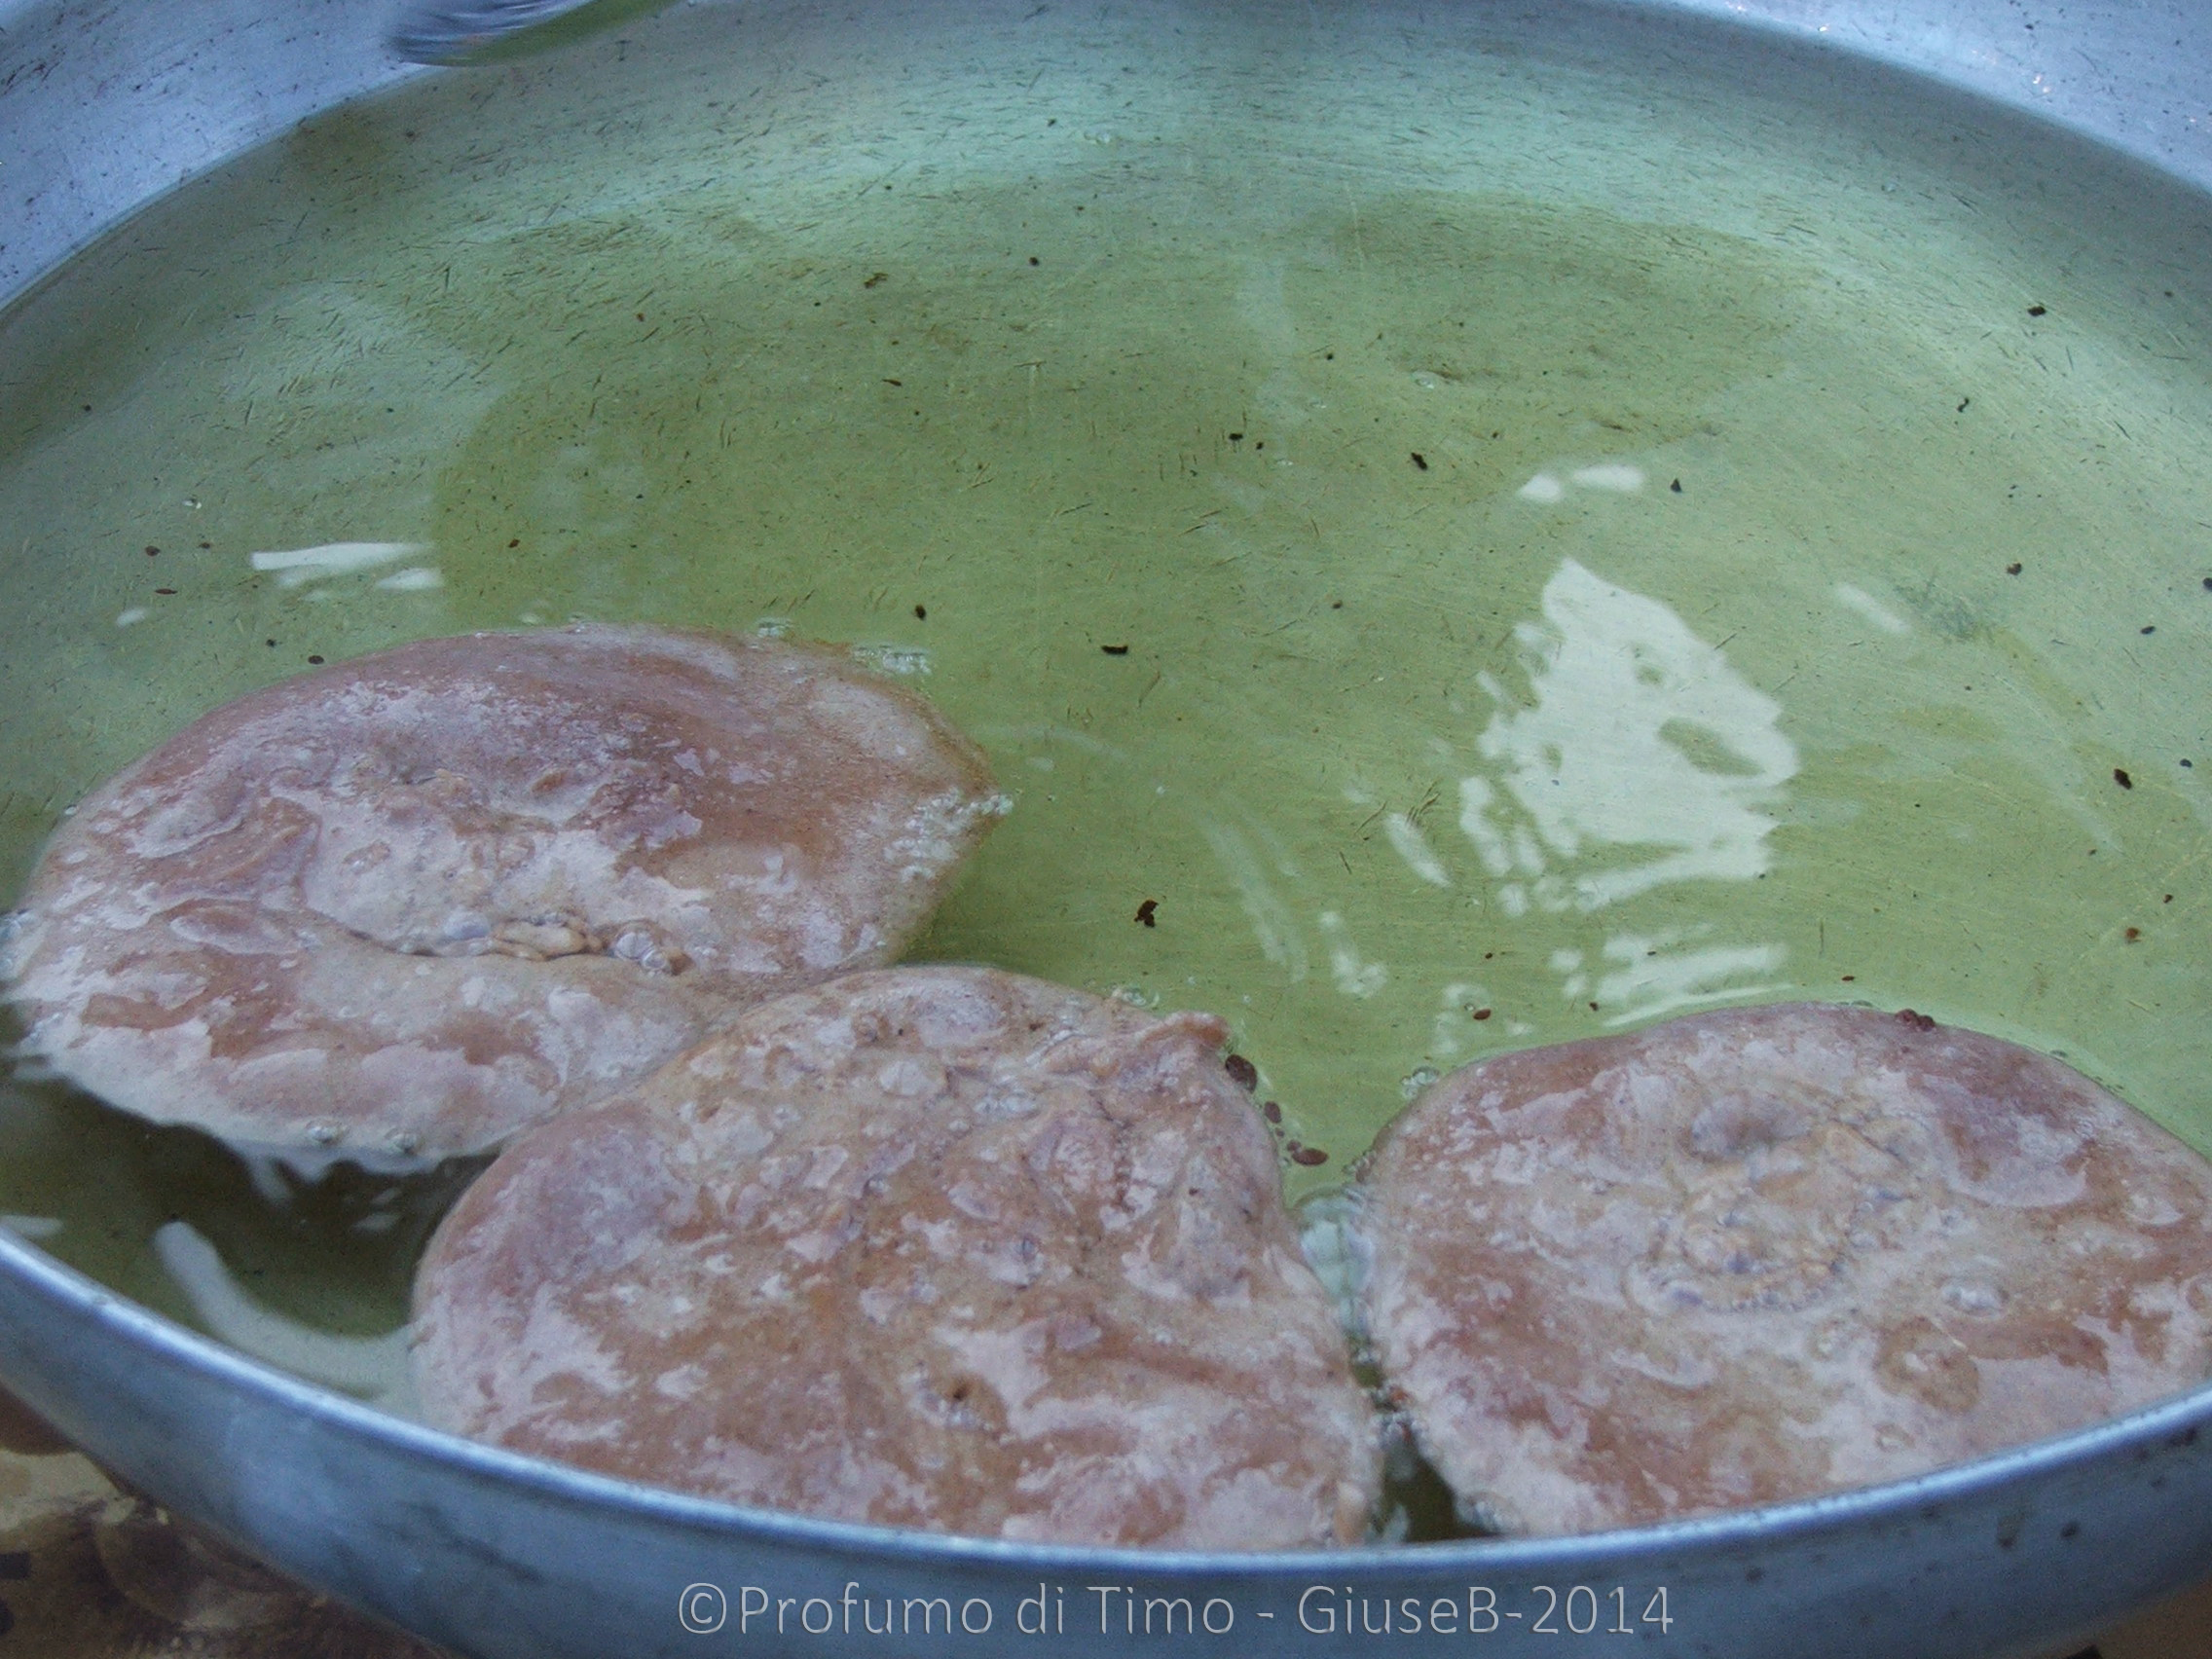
1570;462;1645;492
154;1220;413;1410
1382;812;1453;888
1834;581;1912;635
248;540;429;588
1317;909;1388;998
1456;558;1798;912
1201;819;1309;982
1591;930;1788;1026
1518;462;1645;502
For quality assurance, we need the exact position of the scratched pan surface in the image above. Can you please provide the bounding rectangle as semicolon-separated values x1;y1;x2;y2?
1;0;2210;1654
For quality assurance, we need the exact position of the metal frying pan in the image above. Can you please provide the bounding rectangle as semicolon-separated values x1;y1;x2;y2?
0;0;2207;1653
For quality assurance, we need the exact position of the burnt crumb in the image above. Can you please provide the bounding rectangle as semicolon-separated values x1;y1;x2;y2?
508;538;521;548
2114;768;2134;790
1224;1053;1259;1091
1028;256;1040;266
1262;1100;1281;1124
2027;304;2047;316
2124;927;2142;942
153;587;176;596
307;654;325;665
1897;1009;1937;1032
2007;562;2023;574
1134;899;1159;928
883;378;903;387
913;604;928;619
2141;625;2156;635
1228;432;1244;443
1470;1007;1493;1021
1410;452;1428;471
143;545;159;556
1100;644;1129;655
1670;478;1682;493
864;272;888;288
1290;1145;1329;1166
265;639;277;647
1841;974;1856;981
1588;1001;1599;1013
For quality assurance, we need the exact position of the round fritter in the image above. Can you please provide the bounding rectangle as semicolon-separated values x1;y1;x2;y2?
412;966;1381;1548
1;627;1005;1158
1355;1002;2212;1535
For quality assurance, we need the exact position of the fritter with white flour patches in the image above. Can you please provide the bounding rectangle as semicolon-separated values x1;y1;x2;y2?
1355;1003;2212;1535
1;626;1006;1158
412;966;1381;1548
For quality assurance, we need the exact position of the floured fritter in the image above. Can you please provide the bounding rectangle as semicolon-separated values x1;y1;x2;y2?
0;626;1006;1158
1355;1002;2212;1535
412;965;1381;1548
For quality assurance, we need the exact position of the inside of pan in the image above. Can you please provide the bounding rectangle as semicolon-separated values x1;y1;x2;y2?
0;0;2207;1543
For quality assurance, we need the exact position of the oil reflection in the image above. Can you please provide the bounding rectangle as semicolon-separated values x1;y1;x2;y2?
154;1222;414;1412
1457;558;1797;915
1456;558;1795;1028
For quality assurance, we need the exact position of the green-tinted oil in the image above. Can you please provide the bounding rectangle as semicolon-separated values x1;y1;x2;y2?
0;0;2207;1455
